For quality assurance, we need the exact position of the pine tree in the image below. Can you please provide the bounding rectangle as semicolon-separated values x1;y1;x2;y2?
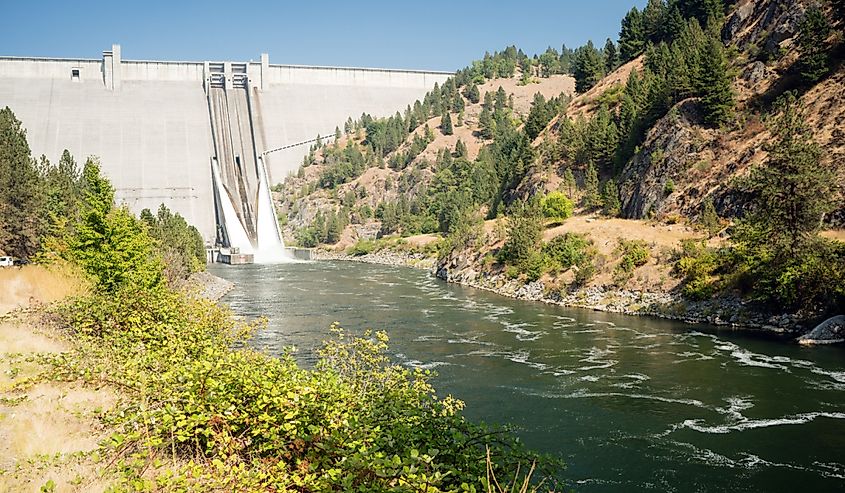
465;84;480;104
582;163;602;209
561;168;576;199
619;7;646;61
495;86;507;111
731;93;842;308
796;6;832;85
738;93;835;254
335;126;342;142
697;37;734;127
483;91;494;111
456;109;464;127
601;179;621;216
454;139;467;158
642;0;667;42
573;41;606;93
661;4;686;41
698;197;720;236
603;38;619;73
479;107;495;139
441;112;453;136
0;107;45;258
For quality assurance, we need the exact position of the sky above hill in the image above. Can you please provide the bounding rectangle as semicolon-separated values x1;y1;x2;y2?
3;0;647;71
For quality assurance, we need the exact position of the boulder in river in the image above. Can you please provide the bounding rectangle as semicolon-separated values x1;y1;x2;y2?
798;315;845;345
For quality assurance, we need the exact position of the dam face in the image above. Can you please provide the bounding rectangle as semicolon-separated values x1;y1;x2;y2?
0;45;451;250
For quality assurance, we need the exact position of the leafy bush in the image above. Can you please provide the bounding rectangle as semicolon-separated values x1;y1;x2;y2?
673;239;724;300
52;292;557;491
347;239;377;256
540;192;574;224
615;239;650;275
542;233;591;273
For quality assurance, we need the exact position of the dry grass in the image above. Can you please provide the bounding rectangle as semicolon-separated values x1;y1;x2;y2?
0;263;87;316
0;265;117;491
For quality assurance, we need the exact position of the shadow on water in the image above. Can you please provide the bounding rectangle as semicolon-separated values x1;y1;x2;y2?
210;261;845;493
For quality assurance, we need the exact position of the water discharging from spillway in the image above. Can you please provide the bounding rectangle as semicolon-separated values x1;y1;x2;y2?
254;157;293;264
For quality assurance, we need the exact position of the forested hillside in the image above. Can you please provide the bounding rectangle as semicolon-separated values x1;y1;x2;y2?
276;0;844;321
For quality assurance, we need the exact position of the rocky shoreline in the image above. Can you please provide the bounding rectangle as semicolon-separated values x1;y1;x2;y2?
183;271;235;301
314;249;839;342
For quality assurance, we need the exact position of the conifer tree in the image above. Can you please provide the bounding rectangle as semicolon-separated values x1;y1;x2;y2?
483;91;494;111
572;41;605;93
441;112;453;136
561;168;576;199
465;84;480;104
796;6;832;85
479;107;495;139
0;107;45;258
582;163;602;209
456;109;464;127
642;0;667;42
603;38;619;73
601;179;622;216
454;139;467;158
495;86;508;111
697;37;734;127
619;7;646;61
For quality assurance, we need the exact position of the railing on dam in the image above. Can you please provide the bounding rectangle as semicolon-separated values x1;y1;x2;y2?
0;45;452;90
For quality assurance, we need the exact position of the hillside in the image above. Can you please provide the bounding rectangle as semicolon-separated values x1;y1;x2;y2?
275;0;844;326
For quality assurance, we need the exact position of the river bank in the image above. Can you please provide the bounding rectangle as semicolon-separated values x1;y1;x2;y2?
314;248;820;339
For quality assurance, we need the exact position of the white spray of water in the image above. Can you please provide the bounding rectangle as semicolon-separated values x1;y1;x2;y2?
254;156;295;264
212;162;254;255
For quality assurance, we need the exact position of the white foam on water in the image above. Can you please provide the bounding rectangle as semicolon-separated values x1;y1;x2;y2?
681;411;845;434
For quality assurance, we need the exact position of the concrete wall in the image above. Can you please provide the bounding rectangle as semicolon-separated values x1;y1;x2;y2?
0;49;451;241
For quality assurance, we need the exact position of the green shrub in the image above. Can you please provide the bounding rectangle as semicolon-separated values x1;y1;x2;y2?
674;239;724;300
524;250;548;282
542;233;591;273
540;192;573;224
347;239;377;256
615;239;650;275
52;289;559;491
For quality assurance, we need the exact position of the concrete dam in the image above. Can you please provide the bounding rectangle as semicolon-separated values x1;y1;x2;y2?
0;45;451;257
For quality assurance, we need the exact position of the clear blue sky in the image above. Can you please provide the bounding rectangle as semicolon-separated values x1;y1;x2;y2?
2;0;646;72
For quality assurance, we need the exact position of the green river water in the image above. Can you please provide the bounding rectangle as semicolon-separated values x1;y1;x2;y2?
209;261;845;492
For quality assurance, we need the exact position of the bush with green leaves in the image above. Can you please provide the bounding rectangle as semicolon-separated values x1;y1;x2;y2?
52;289;559;491
673;239;725;300
540;192;574;224
542;233;592;273
615;239;650;275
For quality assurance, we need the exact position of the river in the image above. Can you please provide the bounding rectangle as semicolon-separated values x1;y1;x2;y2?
209;261;845;492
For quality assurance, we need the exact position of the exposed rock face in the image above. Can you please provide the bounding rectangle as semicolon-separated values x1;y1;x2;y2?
618;100;704;219
723;0;807;55
798;315;845;345
742;61;770;84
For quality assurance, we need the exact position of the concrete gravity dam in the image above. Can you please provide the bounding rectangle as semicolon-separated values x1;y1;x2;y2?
0;45;451;258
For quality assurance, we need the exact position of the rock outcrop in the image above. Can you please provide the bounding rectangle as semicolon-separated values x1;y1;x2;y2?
798;315;845;345
618;100;706;219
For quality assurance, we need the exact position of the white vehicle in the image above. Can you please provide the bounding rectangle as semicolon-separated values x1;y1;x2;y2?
0;256;13;267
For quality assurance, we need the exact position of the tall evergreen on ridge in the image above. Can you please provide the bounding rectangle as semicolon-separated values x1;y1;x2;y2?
697;37;735;127
619;7;646;61
603;38;619;73
573;41;605;93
